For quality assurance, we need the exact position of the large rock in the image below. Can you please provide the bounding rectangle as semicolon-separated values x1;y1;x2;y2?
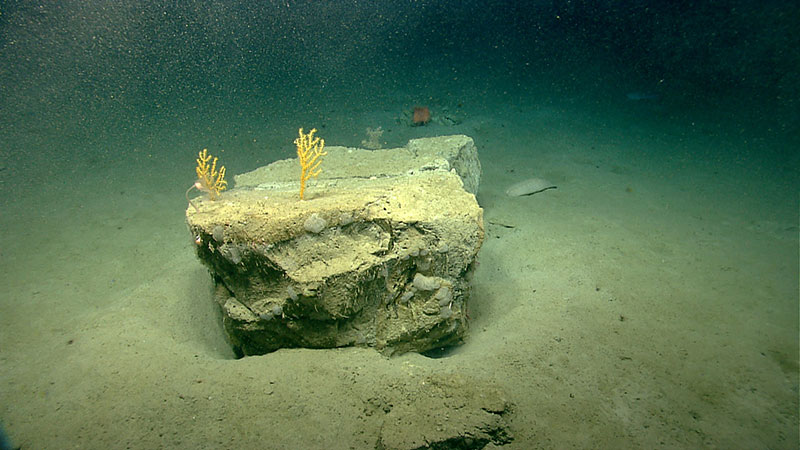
186;135;483;356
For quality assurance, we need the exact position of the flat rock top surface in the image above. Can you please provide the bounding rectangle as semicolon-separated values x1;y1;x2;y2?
189;134;481;246
235;134;473;187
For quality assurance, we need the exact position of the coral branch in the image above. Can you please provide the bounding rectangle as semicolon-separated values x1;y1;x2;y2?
195;148;227;200
187;148;227;211
294;128;327;200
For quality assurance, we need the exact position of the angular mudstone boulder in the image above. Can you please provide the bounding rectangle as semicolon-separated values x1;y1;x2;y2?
186;135;483;356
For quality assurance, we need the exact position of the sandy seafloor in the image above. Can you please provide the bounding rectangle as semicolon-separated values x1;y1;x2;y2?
0;71;797;449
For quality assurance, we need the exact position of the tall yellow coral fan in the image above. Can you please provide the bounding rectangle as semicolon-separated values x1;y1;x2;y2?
294;128;327;200
186;148;227;211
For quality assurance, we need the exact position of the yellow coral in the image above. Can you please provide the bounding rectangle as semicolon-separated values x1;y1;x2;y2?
195;148;227;200
294;128;327;200
186;149;227;212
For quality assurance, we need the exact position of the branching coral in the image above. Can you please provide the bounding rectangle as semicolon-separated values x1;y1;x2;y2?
186;148;227;211
294;128;327;200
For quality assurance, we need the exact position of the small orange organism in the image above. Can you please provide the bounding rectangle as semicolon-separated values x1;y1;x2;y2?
412;106;430;125
186;148;227;211
294;128;327;200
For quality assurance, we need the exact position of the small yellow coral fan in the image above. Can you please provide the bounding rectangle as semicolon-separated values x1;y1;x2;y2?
186;148;227;211
294;128;327;200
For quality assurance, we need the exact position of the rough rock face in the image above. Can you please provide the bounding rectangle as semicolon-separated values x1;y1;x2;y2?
186;135;483;356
